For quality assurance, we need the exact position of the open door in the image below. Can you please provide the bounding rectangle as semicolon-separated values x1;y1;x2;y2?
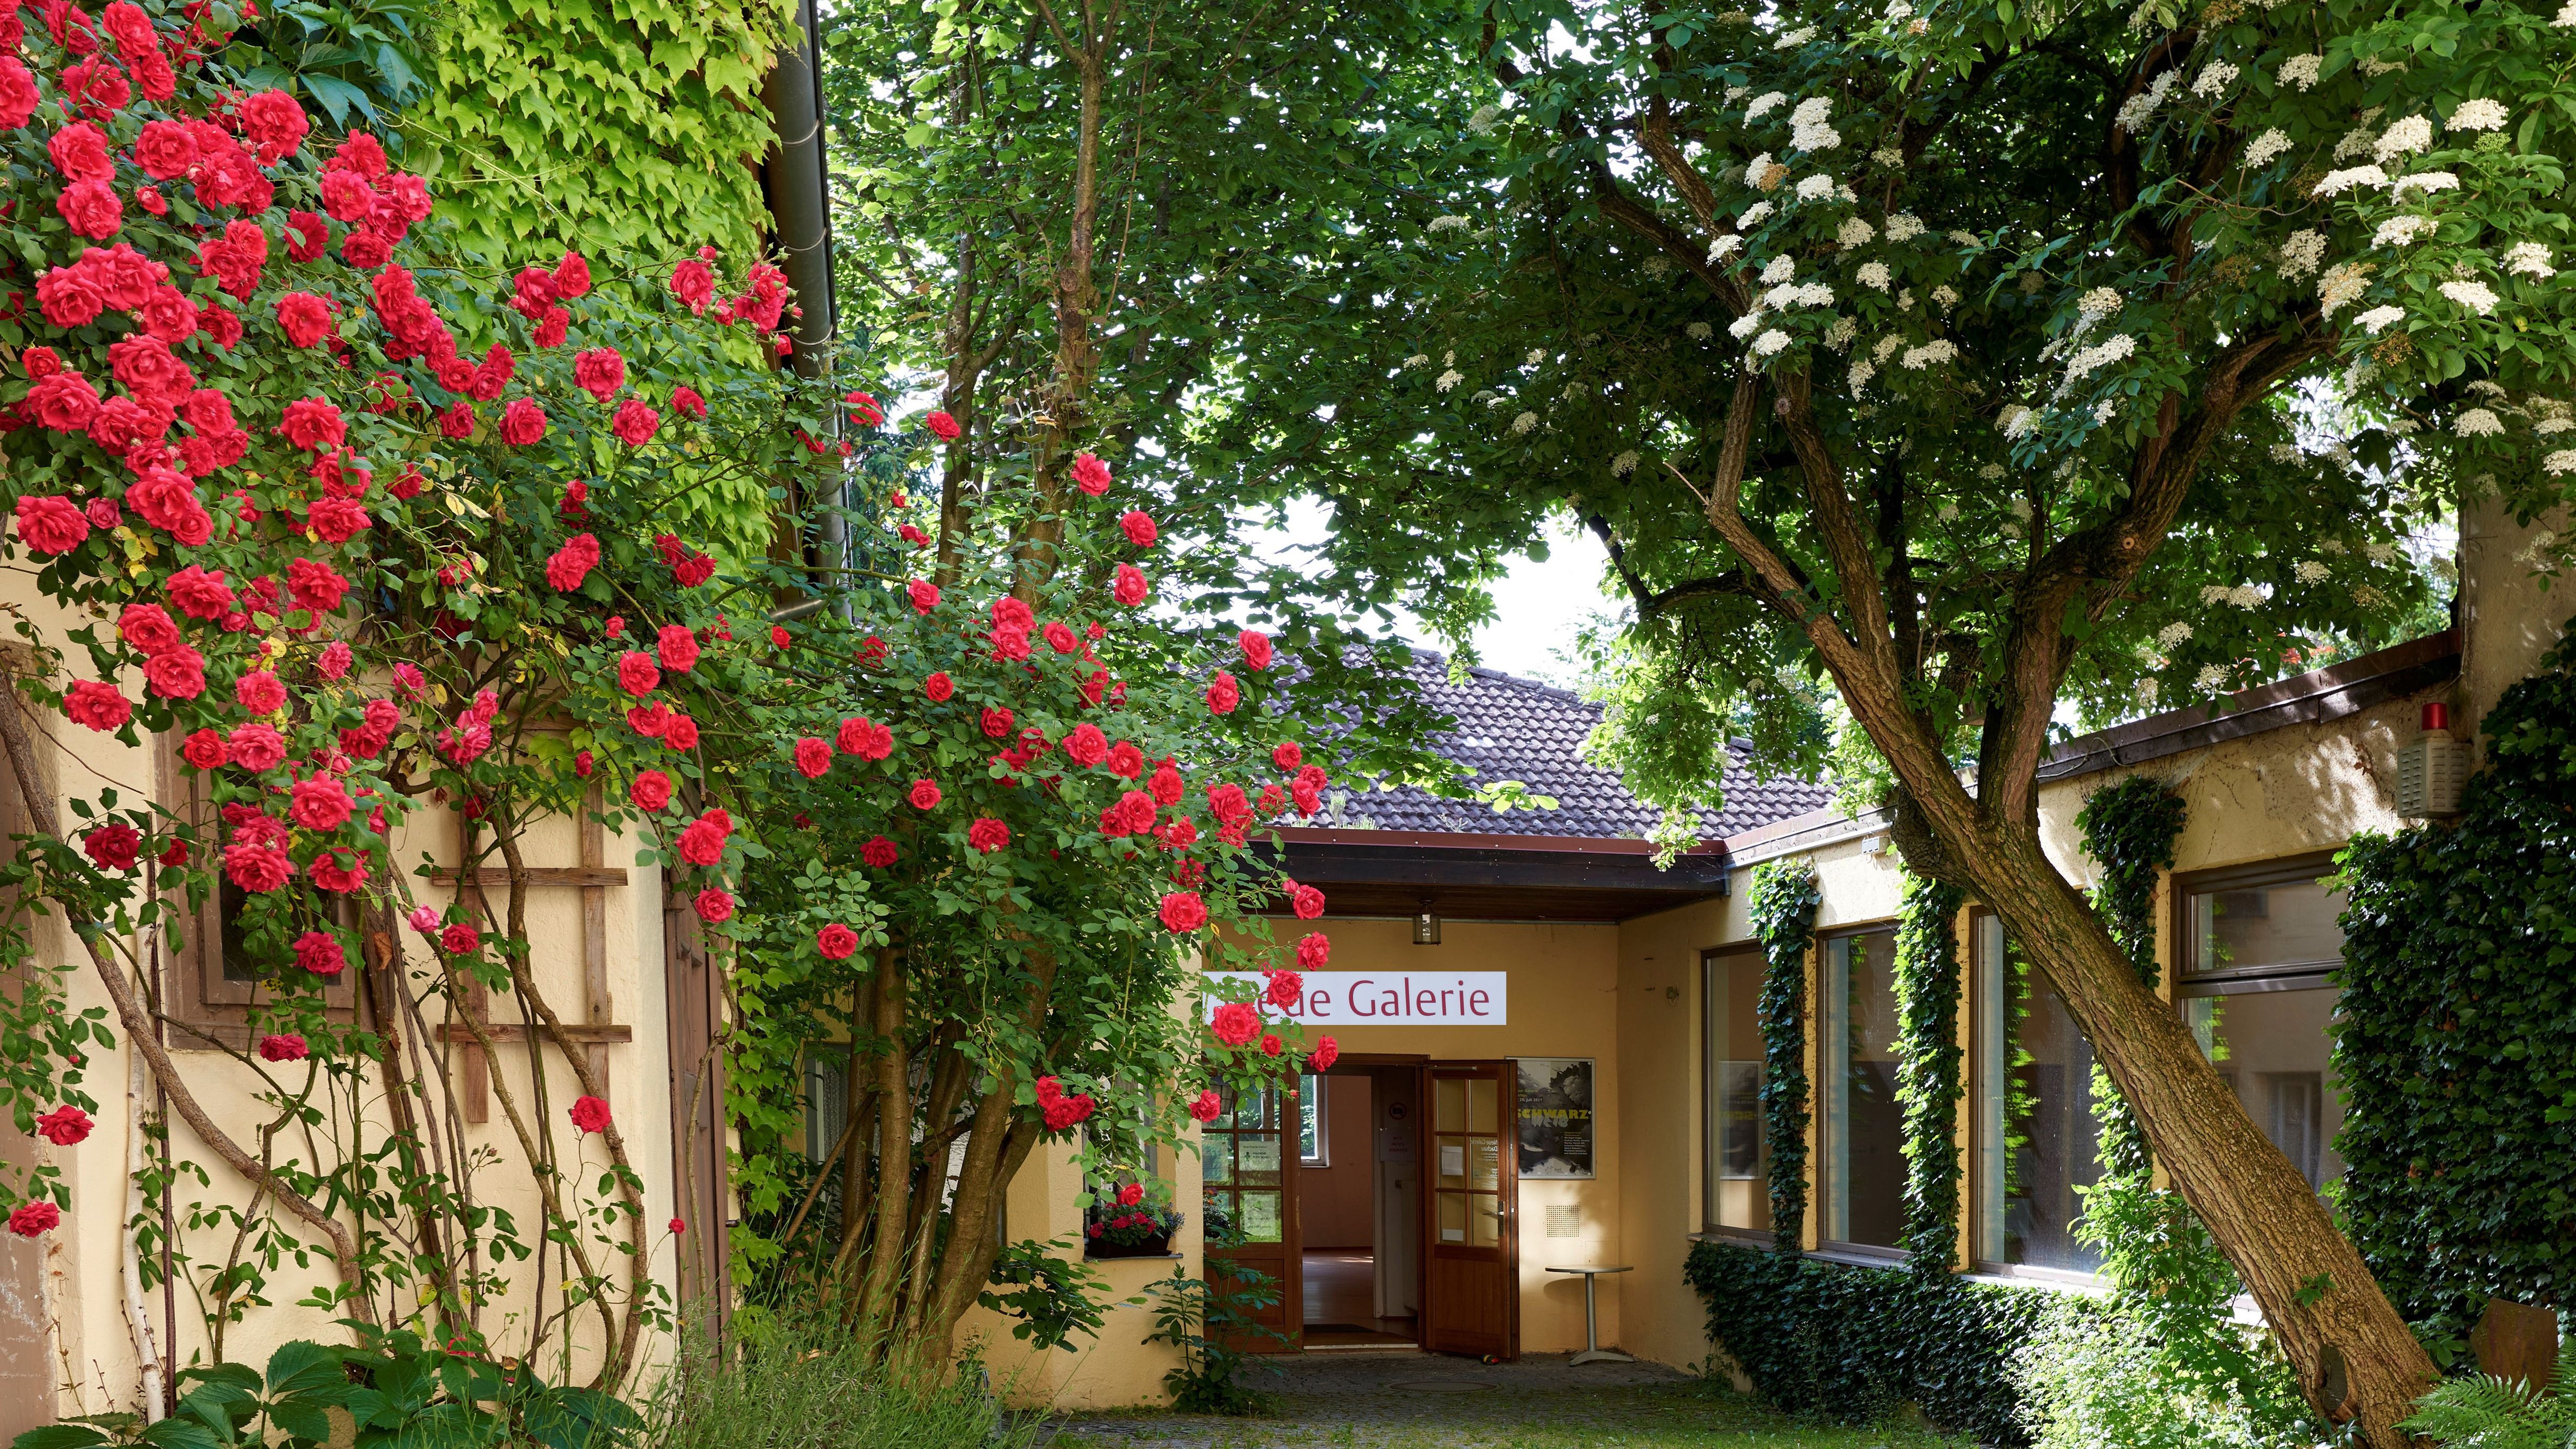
1421;1060;1517;1359
1201;1080;1302;1352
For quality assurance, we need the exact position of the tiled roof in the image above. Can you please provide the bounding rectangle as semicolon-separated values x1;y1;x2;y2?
1311;649;1834;842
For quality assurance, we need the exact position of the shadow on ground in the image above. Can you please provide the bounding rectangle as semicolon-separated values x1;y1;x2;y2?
1040;1350;1968;1448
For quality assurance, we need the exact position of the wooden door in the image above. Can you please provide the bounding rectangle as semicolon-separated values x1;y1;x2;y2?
664;905;731;1344
1421;1061;1517;1359
1200;1080;1302;1352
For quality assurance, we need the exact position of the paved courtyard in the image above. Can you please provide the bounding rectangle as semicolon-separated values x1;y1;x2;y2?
1040;1350;1965;1448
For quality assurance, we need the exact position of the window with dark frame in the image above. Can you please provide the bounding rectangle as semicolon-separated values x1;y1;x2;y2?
1701;945;1768;1237
1970;911;2103;1277
157;735;358;1048
1819;923;1906;1254
2173;854;2348;1191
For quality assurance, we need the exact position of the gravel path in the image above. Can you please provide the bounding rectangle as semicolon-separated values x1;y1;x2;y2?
1039;1350;1962;1449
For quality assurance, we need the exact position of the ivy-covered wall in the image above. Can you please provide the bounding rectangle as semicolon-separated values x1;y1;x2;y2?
1747;859;1819;1250
404;0;792;266
2337;628;2576;1341
1892;873;1966;1271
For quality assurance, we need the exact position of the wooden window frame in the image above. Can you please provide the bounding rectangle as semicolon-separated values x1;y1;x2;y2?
2169;850;2345;996
1699;942;1770;1242
155;735;358;1051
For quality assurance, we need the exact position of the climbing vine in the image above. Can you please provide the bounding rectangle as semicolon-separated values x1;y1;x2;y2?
1748;858;1819;1251
2072;774;2185;1183
1892;872;1965;1272
2337;623;2576;1343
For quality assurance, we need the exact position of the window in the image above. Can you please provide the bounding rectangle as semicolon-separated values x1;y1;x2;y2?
1972;914;2102;1274
1298;1074;1328;1167
804;1047;850;1162
1702;946;1768;1235
2175;856;2347;1190
1820;925;1904;1252
1199;1082;1287;1246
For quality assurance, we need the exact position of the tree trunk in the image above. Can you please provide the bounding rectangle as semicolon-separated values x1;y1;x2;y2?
1963;823;2430;1443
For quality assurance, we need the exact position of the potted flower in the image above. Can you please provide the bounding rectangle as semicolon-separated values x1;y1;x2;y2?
1086;1178;1184;1258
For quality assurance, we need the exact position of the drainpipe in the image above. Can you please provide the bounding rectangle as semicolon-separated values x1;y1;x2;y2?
761;0;845;567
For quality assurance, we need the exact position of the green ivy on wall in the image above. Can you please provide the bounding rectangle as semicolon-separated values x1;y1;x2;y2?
2337;625;2576;1344
401;0;791;267
1684;1238;2080;1447
1893;872;1966;1272
1748;859;1819;1251
2072;775;2185;1183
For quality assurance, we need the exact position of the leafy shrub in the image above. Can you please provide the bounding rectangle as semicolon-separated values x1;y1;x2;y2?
2010;1305;2312;1449
648;1311;1037;1449
1144;1263;1288;1415
2397;1371;2576;1449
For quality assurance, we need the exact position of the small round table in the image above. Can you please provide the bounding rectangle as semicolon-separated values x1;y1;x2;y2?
1546;1265;1634;1365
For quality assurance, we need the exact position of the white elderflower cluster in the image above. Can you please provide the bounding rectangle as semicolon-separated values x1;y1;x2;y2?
2193;62;2239;98
1932;284;1960;312
2372;215;2440;248
1611;449;1640;476
2358;56;2409;77
2314;164;2389;195
2000;405;2039;439
2115;70;2179;133
1402;353;1429;368
2294;559;2332;584
2440;279;2500;315
1872;147;1904;166
1428;215;1474;233
2455;408;2504;436
2365;541;2399;564
2547;449;2576;476
1838;217;1877;247
2374;115;2436;161
1978;462;2007;479
2466;380;2506;397
1732;311;1771;340
2245;129;2294;167
1885;213;1926;242
1752;329;1793;357
2137;676;2161;705
1747;155;1787;192
1790;97;1841;151
2318;260;2373;315
1902;338;1957;368
2534;399;2575;432
2196;664;2231;693
1747;91;1789;119
1709;235;1744;262
2271;442;2301;461
2200;584;2267;609
2066;332;2137;378
2390;172;2459;199
2156;620;2194;649
1686;320;1713;340
2558;0;2576;24
2449;97;2509;131
1775;25;1817;47
1795;174;1838;201
1761;255;1797;284
2079;286;2124;317
2279;54;2323;90
1510;411;1539;435
1467;104;1502;135
1848;359;1876;395
1824;316;1859;350
2352;584;2389;611
1525;347;1547;365
1644;256;1673;278
1435;368;1464;392
2354;304;2407;334
1949;230;1983;248
1897;287;1915;310
1740;199;1777;227
2505;242;2557;278
2319;538;2347;554
1884;0;1913;18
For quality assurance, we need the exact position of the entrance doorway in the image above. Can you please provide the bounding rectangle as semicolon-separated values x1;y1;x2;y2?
1297;1063;1421;1347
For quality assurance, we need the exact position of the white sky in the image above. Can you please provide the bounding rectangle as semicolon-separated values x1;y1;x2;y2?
1253;501;1615;687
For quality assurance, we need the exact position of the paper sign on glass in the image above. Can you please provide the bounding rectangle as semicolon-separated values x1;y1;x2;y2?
1239;1138;1280;1174
1440;1141;1465;1178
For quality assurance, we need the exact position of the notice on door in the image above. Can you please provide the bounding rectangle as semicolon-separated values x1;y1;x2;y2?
1204;971;1507;1025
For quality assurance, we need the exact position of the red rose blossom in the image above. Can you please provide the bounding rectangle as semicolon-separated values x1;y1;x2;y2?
293;929;347;976
631;770;674;811
1112;564;1149;607
908;779;942;810
568;1095;611;1134
924;409;961;441
1296;933;1332;968
967;817;1010;853
1209;1001;1258;1046
794;737;832;778
257;1034;309;1063
439;922;480;956
694;887;735;923
8;1202;60;1239
35;1105;92;1147
657;623;699;673
860;835;899;868
1159;891;1210;933
816;923;859;960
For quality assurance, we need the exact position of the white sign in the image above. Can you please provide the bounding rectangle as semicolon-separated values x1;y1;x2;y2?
1205;971;1508;1025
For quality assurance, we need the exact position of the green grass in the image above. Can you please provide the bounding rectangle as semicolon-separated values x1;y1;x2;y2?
647;1313;1049;1449
1047;1377;1972;1449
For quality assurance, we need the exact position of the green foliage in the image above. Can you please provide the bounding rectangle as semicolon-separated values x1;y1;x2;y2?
977;1238;1112;1351
2073;775;2186;1184
1748;859;1820;1249
2336;622;2576;1342
402;0;788;265
12;1327;636;1449
1684;1237;2075;1446
1144;1264;1288;1416
230;0;431;136
2011;1304;2314;1449
2397;1371;2576;1449
647;1312;1035;1449
1892;873;1966;1272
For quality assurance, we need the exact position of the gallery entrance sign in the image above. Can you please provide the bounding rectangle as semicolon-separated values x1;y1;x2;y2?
1203;971;1508;1025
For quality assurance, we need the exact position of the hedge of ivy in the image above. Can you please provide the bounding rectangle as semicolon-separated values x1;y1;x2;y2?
1893;873;1966;1272
1748;859;1821;1249
1685;1238;2082;1446
2337;630;2576;1341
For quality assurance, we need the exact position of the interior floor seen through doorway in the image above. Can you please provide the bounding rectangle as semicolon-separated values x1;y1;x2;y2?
1298;1064;1420;1348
